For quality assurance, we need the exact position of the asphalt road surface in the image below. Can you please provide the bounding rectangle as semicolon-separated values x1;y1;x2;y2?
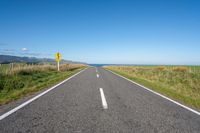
0;67;200;133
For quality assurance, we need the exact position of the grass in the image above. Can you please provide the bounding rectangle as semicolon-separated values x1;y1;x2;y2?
0;64;10;73
0;63;87;105
104;66;200;111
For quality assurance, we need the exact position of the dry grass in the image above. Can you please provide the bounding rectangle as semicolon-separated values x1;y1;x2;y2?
59;64;86;71
1;64;86;75
172;67;188;72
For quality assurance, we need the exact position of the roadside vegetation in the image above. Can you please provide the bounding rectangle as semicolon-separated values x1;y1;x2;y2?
104;66;200;110
0;63;86;105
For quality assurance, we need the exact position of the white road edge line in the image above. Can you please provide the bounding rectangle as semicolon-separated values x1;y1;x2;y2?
0;68;88;121
96;74;99;78
106;69;200;116
99;88;108;109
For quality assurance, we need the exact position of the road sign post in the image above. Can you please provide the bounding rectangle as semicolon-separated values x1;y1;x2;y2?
55;52;61;71
57;61;60;71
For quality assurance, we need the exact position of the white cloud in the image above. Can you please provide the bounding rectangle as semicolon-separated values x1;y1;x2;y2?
21;48;28;51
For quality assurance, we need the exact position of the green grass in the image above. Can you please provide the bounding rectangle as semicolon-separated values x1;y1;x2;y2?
0;64;86;105
105;66;200;111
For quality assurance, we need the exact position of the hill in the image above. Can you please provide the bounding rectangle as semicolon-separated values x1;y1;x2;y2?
0;55;84;64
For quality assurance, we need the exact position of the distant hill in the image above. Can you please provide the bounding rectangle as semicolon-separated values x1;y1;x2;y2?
0;55;85;64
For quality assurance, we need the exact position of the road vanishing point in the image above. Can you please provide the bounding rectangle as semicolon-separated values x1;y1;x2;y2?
0;67;200;133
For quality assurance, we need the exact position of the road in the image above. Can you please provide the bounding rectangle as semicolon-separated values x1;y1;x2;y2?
0;67;200;133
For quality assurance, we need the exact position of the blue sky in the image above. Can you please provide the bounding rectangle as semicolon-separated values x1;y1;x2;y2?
0;0;200;65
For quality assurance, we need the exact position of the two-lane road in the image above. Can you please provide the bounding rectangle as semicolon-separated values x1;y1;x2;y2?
0;67;200;133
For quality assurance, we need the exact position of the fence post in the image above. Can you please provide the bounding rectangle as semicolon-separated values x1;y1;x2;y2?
10;63;14;72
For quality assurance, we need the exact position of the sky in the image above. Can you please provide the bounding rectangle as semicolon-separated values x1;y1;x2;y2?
0;0;200;65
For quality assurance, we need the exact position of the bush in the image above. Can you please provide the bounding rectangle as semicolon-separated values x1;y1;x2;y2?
18;69;36;75
0;74;5;91
4;76;24;92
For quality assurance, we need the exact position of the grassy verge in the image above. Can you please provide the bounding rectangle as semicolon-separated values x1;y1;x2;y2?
0;64;87;105
104;66;200;111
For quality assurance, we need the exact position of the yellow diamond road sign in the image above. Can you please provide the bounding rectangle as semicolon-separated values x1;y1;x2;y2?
55;52;61;62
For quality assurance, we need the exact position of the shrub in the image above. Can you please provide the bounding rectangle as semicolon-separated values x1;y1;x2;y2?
4;76;24;92
18;69;37;75
0;74;4;91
